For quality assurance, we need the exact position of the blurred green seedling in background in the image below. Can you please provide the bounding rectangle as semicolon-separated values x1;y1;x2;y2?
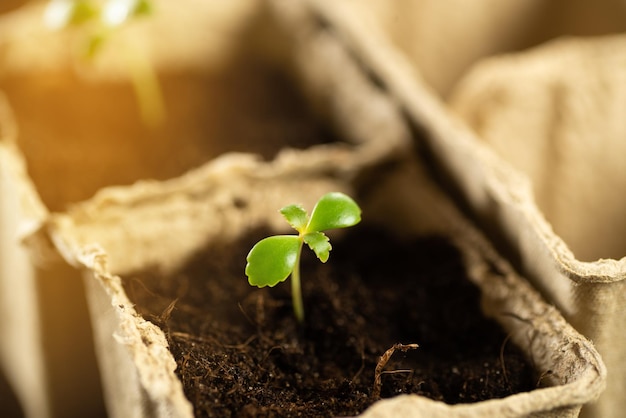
44;0;164;126
44;0;153;55
245;192;362;323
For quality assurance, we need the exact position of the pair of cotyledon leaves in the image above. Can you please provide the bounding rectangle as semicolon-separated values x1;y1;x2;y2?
245;192;362;288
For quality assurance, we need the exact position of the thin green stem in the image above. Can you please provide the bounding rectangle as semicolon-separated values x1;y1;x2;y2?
125;44;166;128
291;240;305;323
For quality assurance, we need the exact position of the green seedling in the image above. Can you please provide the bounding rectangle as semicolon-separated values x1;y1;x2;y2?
44;0;154;55
245;192;362;323
44;0;164;126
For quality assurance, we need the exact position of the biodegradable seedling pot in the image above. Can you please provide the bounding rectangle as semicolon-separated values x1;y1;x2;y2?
288;1;623;416
330;0;626;98
0;1;410;416
42;152;605;417
449;35;626;418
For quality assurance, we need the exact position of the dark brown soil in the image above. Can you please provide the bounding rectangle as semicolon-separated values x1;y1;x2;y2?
125;225;536;417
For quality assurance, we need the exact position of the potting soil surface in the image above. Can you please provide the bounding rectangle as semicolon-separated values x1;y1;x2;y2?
125;225;536;417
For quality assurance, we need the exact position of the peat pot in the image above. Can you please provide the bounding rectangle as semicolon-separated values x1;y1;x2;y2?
40;150;605;417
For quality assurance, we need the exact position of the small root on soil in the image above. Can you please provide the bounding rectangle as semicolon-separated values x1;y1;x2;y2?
372;343;419;399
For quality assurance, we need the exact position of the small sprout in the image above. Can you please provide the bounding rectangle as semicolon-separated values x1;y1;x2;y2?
44;0;152;32
245;192;362;323
43;0;164;126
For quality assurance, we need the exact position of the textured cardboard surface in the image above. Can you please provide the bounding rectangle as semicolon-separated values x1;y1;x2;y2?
45;149;606;418
305;2;625;417
0;102;50;418
450;35;626;418
333;0;626;98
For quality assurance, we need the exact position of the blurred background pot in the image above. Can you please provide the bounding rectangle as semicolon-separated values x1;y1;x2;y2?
449;35;626;418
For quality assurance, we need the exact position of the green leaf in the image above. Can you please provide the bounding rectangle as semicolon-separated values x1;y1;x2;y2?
307;192;362;233
71;0;99;26
280;204;308;232
134;0;153;17
245;235;300;287
303;232;331;263
84;33;106;59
